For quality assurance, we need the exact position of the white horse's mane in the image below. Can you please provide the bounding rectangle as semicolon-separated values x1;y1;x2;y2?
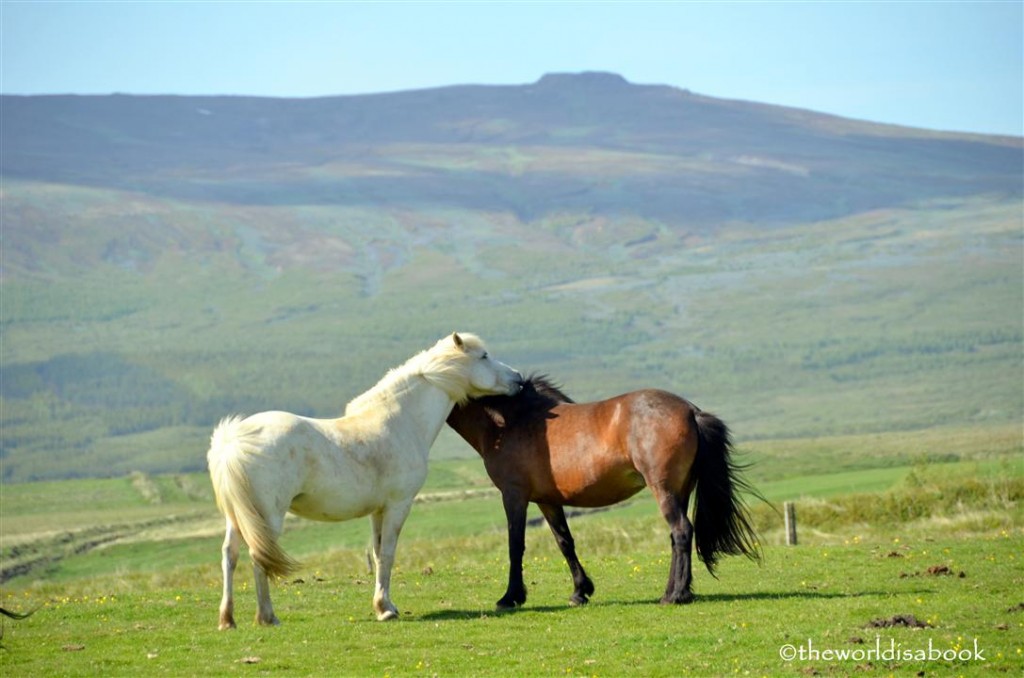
344;333;485;416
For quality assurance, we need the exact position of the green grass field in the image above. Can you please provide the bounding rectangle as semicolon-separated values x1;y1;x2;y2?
2;535;1022;677
2;425;1021;676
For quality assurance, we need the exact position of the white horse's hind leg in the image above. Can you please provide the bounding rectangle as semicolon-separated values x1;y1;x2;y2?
253;563;281;626
371;500;413;621
253;511;286;626
219;520;241;630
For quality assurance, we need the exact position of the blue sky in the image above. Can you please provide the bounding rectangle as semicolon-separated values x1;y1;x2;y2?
1;1;1021;136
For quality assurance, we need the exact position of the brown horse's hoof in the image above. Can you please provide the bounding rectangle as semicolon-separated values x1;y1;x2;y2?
660;592;695;605
496;594;526;610
496;588;526;610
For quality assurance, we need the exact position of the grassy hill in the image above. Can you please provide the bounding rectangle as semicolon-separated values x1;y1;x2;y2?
0;74;1021;482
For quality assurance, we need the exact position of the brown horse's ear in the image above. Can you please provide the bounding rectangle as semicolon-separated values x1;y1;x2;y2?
452;332;464;350
484;406;506;428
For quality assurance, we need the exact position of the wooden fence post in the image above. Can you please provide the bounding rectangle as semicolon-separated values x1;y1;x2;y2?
784;501;798;546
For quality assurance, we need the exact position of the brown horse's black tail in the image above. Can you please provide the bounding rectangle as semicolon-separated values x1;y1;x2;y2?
692;410;763;576
1;606;35;649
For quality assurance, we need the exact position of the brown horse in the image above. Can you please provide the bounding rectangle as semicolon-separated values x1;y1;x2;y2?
446;375;762;609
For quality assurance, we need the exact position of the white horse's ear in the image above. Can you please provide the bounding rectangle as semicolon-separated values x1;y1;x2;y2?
452;332;464;350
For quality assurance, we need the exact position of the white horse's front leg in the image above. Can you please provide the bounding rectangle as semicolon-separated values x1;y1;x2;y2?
219;521;241;630
371;500;413;621
369;511;383;574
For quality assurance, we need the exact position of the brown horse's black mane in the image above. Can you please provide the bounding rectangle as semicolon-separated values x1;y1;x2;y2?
470;373;574;422
524;373;575;405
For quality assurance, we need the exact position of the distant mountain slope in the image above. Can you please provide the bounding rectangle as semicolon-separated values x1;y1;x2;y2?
2;72;1020;233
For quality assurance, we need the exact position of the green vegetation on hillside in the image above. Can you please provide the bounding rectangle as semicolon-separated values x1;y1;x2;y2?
1;188;1020;481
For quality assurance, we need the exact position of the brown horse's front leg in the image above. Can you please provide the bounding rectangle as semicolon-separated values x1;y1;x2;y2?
497;491;528;609
537;503;595;606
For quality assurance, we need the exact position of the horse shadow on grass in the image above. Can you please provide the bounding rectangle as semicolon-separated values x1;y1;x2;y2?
413;589;893;622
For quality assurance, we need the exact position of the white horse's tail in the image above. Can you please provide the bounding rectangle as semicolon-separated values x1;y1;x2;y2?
208;416;300;579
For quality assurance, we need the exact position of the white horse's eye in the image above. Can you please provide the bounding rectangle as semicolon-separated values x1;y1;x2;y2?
481;352;489;360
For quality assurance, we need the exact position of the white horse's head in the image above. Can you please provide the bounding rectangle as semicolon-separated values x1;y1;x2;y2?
424;332;523;402
455;332;524;398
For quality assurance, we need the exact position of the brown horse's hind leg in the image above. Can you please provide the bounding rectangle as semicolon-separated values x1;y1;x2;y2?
652;488;695;604
537;503;595;606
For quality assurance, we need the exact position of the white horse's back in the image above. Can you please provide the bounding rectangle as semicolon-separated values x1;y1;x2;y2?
210;408;428;521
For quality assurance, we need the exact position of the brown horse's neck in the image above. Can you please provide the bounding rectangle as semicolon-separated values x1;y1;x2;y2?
446;375;571;458
446;402;499;458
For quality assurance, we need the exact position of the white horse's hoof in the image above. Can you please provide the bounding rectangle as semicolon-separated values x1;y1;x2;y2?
376;609;399;621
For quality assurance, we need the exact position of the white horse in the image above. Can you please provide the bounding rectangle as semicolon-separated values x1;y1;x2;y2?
208;332;523;627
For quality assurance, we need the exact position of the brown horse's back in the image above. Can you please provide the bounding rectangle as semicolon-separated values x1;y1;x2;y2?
516;389;699;507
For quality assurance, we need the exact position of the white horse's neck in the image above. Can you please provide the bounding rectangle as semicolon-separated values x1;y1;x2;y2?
396;375;456;452
346;366;456;459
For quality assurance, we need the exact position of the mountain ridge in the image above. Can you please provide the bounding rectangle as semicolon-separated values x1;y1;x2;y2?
7;71;1019;143
3;72;1020;248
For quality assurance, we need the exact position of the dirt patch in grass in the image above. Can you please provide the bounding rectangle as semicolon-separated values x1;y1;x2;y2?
864;614;931;628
